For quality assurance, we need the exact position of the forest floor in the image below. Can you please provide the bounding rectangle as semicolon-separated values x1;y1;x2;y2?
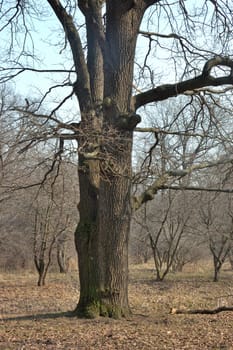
1;261;233;349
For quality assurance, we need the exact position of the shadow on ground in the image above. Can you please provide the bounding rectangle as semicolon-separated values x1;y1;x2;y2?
1;311;76;322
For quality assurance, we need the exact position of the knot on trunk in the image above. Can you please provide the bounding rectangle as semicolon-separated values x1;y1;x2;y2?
117;112;141;130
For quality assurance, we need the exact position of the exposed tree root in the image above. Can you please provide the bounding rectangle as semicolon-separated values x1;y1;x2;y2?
170;306;233;315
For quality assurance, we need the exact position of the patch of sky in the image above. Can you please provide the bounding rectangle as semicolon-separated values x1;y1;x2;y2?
0;1;82;123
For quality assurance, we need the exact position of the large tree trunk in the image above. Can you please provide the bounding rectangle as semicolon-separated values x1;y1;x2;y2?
46;0;149;319
74;129;133;318
71;1;145;319
97;130;132;318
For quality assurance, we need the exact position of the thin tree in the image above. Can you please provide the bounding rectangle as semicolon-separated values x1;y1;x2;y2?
199;193;233;282
33;189;70;286
137;191;191;281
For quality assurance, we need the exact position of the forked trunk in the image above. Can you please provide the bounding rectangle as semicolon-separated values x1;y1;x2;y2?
38;272;46;287
71;1;144;318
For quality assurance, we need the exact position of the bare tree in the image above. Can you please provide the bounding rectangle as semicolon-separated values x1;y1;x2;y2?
198;193;233;282
0;124;78;273
32;161;77;285
33;197;69;286
130;220;152;264
170;243;201;273
1;1;233;317
136;191;192;281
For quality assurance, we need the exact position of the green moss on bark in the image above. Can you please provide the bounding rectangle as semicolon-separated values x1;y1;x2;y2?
100;304;127;319
74;297;131;319
74;300;100;319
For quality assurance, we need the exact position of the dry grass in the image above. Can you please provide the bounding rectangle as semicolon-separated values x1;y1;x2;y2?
1;261;233;349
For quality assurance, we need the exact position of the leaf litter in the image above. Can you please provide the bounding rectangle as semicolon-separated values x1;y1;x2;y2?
0;265;233;349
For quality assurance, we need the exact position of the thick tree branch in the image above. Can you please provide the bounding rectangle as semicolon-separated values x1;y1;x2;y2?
133;56;233;110
132;155;233;210
132;173;171;210
47;0;92;110
78;0;105;104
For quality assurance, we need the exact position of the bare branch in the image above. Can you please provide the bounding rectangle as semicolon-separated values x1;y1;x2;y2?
139;30;214;57
0;67;75;84
160;185;233;194
133;56;233;110
135;127;207;139
171;306;233;315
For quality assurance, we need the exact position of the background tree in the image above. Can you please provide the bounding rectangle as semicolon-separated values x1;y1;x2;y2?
198;193;233;282
130;218;152;264
1;1;233;318
0;99;79;273
32;169;75;286
134;190;195;281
